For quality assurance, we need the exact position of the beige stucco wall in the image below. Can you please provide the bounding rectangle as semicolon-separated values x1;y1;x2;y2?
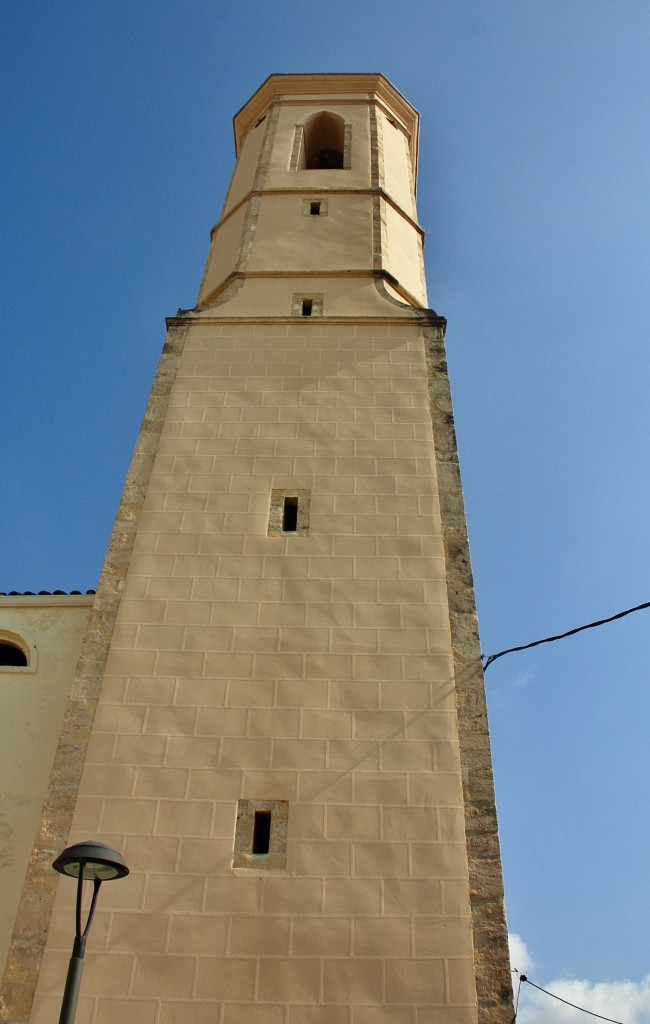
0;596;93;977
384;202;425;306
247;194;373;273
379;109;416;216
200;204;247;303
29;321;479;1024
222;118;265;216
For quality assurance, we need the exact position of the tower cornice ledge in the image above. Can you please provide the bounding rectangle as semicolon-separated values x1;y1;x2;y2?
195;268;432;314
165;311;447;329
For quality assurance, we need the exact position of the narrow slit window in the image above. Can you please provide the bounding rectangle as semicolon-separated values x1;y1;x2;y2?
233;799;288;870
292;293;322;317
268;489;310;537
302;199;328;217
282;496;299;532
252;811;272;855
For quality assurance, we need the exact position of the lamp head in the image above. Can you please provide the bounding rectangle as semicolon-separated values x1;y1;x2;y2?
52;841;129;881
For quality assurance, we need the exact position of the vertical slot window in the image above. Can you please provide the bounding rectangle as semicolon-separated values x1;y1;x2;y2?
252;811;272;855
302;199;328;217
282;496;299;532
233;799;289;870
268;489;311;537
292;293;322;317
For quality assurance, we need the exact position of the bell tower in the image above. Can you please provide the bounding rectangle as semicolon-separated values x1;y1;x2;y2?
3;75;513;1024
195;73;426;319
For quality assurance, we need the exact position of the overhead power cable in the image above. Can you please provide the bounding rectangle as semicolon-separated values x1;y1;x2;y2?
518;974;627;1024
482;599;650;671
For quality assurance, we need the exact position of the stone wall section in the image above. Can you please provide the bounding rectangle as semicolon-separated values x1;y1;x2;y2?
0;324;188;1024
289;124;304;172
24;318;486;1024
342;124;352;170
423;322;513;1023
0;597;93;980
369;102;385;277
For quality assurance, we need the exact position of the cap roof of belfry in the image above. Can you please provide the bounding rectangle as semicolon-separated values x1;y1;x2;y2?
233;73;420;174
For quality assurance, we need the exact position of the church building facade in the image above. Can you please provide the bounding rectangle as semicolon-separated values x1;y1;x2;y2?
1;74;512;1024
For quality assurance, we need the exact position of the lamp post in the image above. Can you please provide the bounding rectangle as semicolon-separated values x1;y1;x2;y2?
52;841;129;1024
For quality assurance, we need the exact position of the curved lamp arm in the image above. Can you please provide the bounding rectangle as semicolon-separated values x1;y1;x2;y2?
53;841;129;1024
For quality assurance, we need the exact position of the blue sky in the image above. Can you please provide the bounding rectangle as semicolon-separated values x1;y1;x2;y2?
3;2;650;1019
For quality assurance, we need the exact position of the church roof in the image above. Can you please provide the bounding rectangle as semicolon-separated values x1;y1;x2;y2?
0;590;96;597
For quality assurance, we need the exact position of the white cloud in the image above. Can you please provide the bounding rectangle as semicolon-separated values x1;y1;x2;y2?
513;669;534;688
509;933;535;975
509;935;650;1023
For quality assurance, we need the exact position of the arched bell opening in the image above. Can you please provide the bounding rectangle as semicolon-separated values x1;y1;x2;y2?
303;112;345;169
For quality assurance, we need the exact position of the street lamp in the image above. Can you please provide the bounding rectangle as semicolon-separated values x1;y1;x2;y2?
52;841;129;1024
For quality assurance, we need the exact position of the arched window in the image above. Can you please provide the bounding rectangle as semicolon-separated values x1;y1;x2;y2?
0;640;28;667
0;628;34;669
303;112;345;169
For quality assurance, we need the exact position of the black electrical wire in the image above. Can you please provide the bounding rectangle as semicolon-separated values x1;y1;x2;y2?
519;975;627;1024
482;600;650;671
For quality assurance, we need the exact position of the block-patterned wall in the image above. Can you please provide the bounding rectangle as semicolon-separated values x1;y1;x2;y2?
28;319;481;1024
